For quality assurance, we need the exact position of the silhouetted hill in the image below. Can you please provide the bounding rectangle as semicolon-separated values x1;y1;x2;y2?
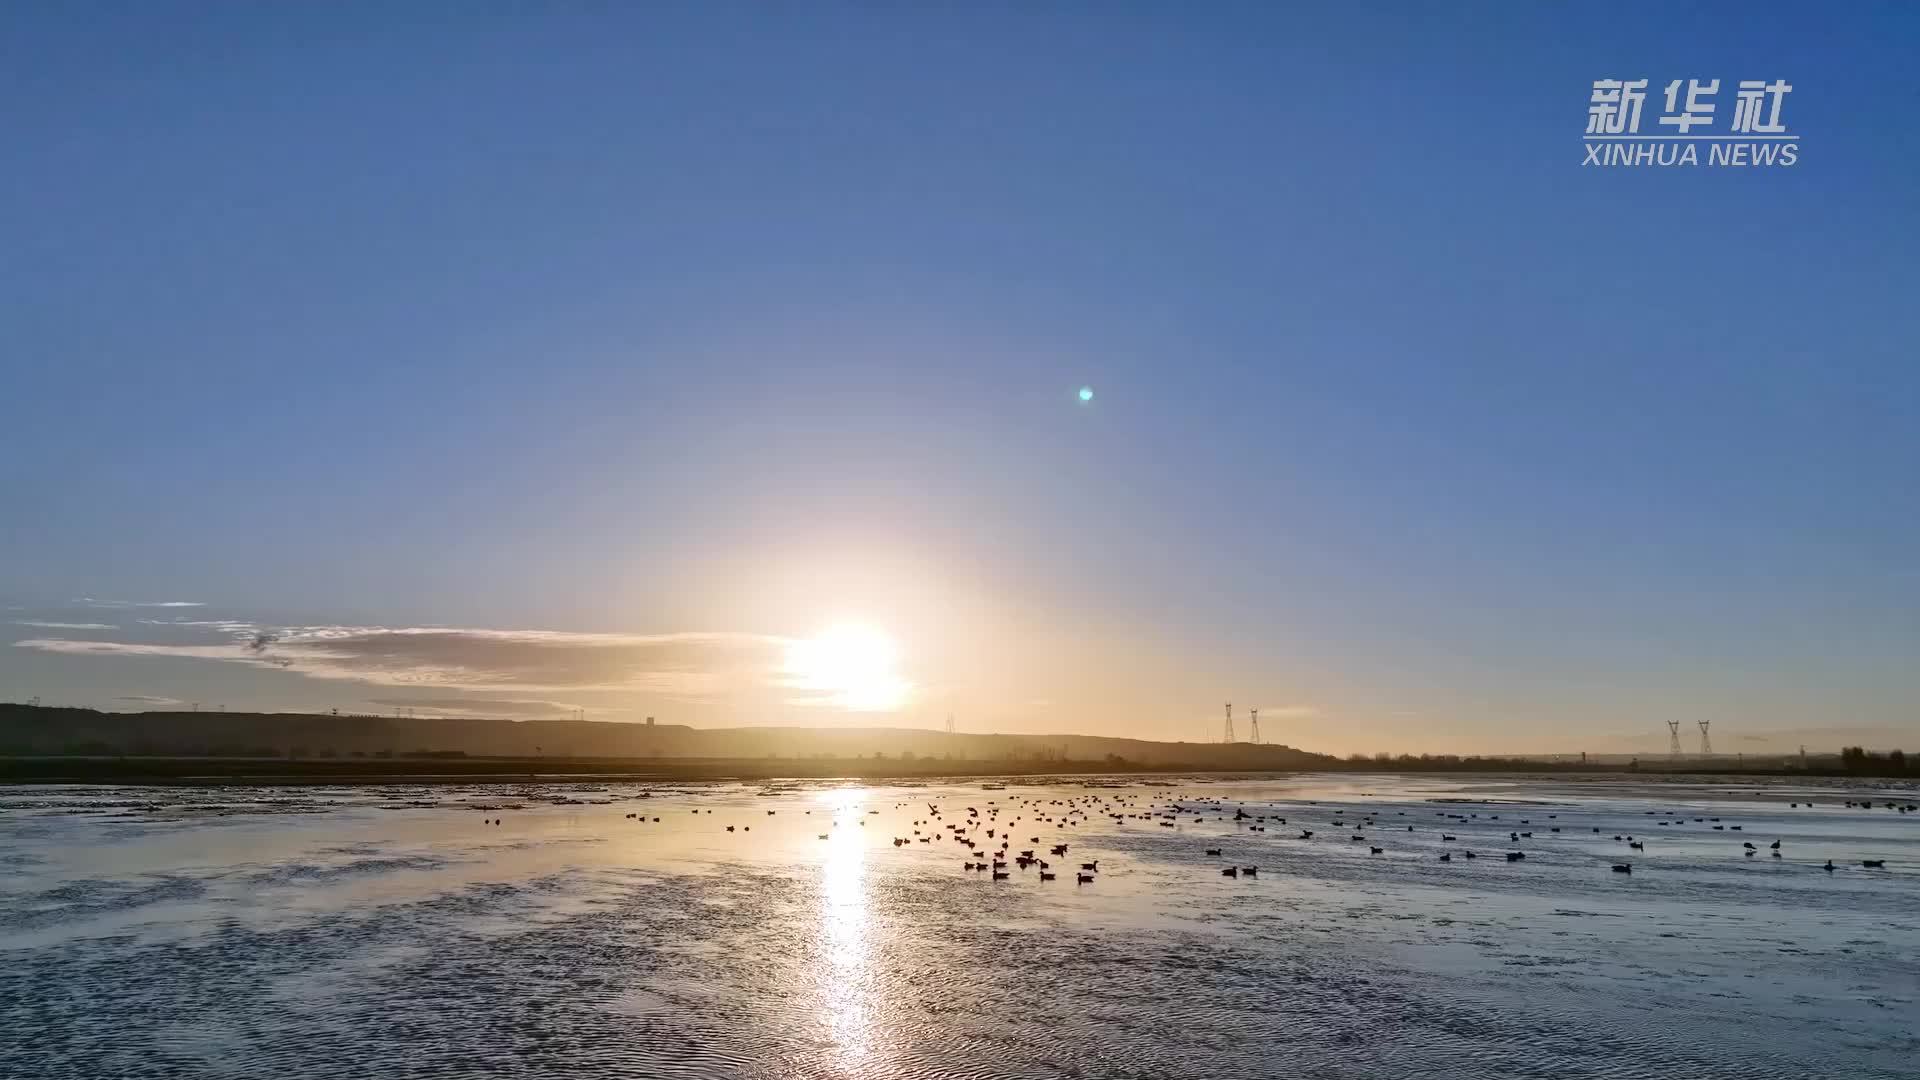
0;704;1332;770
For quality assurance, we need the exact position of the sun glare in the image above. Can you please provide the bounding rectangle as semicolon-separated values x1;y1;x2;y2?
785;623;911;711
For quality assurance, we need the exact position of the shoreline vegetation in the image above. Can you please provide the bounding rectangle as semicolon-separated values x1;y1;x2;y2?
2;704;1914;784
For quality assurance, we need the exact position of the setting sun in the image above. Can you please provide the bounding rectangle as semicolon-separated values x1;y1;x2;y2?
784;624;911;712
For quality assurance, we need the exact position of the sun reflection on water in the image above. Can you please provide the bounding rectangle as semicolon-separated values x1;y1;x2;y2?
816;787;877;1072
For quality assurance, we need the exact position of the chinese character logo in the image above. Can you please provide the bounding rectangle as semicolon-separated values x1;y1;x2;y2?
1660;79;1719;133
1588;79;1648;134
1583;77;1797;168
1731;80;1793;133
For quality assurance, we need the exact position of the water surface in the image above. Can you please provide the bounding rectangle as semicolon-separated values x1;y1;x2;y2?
3;774;1916;1079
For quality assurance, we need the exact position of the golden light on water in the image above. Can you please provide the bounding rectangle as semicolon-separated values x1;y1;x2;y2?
817;787;876;1069
785;623;911;711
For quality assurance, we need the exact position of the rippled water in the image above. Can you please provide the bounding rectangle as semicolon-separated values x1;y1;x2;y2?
2;773;1916;1079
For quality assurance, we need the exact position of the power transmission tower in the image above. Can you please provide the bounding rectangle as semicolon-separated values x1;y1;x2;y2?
1666;720;1682;759
1223;702;1234;744
1697;720;1712;757
1249;707;1261;745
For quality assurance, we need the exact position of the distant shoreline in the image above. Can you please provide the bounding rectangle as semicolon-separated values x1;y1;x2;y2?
1;754;1911;787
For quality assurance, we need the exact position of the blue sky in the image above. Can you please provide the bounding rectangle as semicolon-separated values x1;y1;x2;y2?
3;4;1916;754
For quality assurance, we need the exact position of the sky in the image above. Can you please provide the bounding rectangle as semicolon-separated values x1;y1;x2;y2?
3;4;1916;756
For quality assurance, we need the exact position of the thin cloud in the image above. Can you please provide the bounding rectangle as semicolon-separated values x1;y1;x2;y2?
365;696;587;718
74;598;205;608
1253;705;1320;719
117;694;183;706
13;621;117;630
14;624;797;704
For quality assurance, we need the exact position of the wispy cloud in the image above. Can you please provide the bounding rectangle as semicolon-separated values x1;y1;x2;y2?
13;621;117;630
116;694;183;706
15;624;795;704
1253;705;1320;720
74;598;204;608
365;696;587;718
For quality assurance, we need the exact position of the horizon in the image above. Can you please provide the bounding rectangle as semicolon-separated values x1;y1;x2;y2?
5;700;1907;761
5;6;1918;760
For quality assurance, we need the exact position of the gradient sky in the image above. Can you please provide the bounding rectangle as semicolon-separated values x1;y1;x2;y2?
3;4;1916;755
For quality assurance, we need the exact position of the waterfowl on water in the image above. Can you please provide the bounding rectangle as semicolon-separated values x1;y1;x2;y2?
1612;864;1632;873
1077;873;1095;884
1438;853;1451;862
1862;860;1885;868
1221;866;1238;877
1370;847;1384;855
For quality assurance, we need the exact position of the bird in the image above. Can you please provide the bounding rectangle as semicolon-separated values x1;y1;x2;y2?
1863;860;1886;868
1039;871;1056;881
1438;853;1452;862
1205;848;1222;856
1221;866;1238;877
1077;873;1095;884
1629;841;1644;851
1369;847;1384;855
1769;839;1780;849
992;870;1010;880
1612;864;1632;874
1242;866;1258;876
1823;860;1836;872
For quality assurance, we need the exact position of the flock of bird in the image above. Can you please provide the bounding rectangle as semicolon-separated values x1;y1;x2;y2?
565;787;1913;882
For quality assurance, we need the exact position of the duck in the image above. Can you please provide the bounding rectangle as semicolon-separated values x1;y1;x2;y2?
1438;853;1452;862
1039;871;1057;881
1369;847;1384;855
1221;866;1238;877
1077;872;1095;884
1241;866;1258;876
1612;864;1632;873
1862;859;1886;868
1204;848;1222;856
